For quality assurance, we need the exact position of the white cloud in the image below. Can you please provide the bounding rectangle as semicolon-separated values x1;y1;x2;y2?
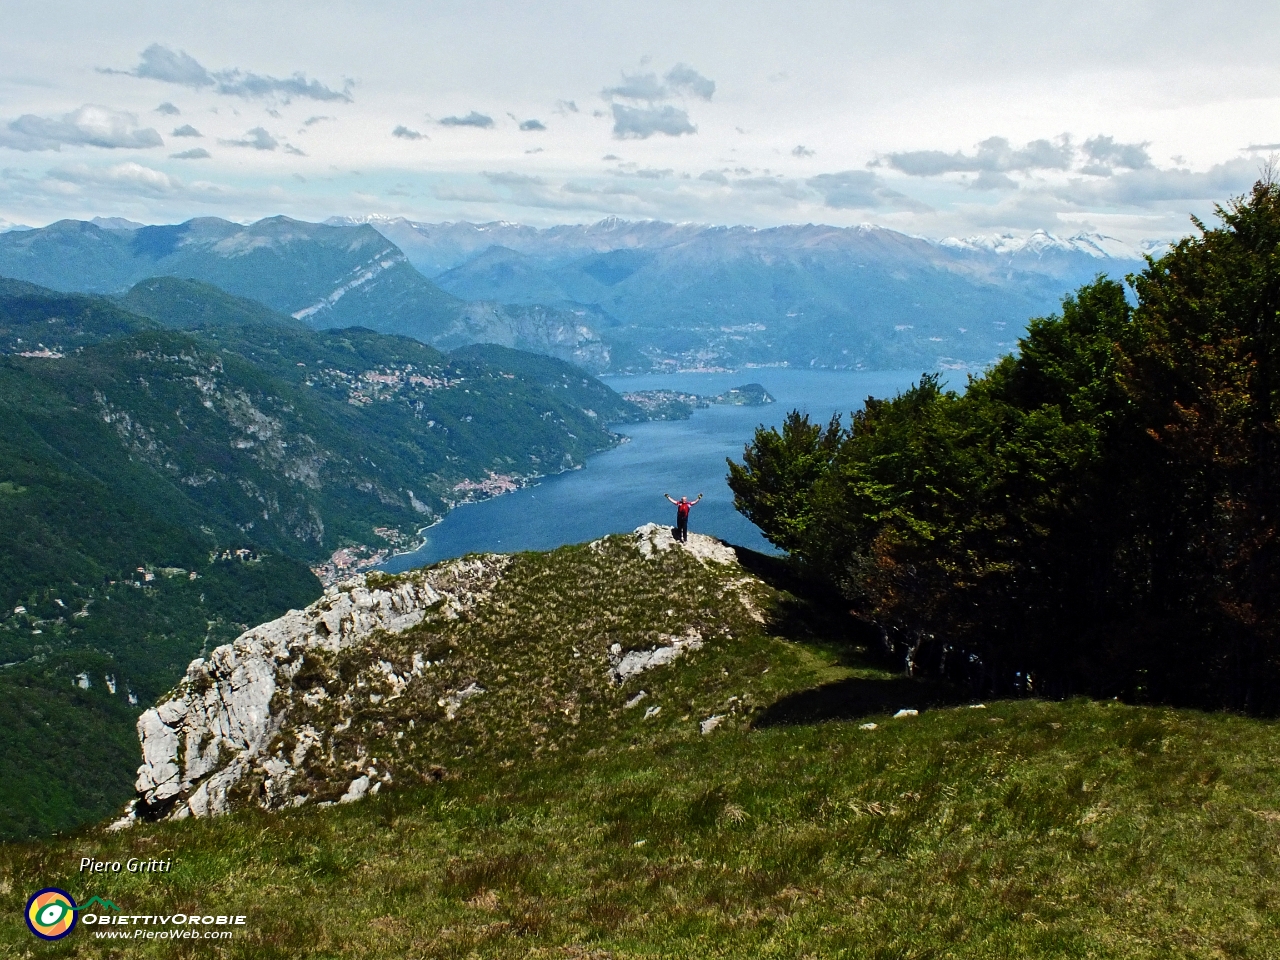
49;161;180;196
1081;135;1153;174
439;112;494;128
665;64;715;100
106;44;353;102
0;105;163;152
603;72;667;101
611;104;695;139
219;127;278;150
883;136;1074;177
807;170;929;211
1054;158;1257;207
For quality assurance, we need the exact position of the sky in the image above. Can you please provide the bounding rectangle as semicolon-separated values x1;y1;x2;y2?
1;0;1277;241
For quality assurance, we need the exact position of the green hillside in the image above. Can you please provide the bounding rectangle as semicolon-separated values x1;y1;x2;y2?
114;276;306;331
0;220;610;370
0;279;637;841
0;533;1276;957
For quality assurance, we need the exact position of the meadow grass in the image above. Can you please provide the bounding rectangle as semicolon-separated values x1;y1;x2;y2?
2;538;1278;958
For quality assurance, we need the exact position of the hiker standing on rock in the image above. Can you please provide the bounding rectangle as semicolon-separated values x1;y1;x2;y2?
664;493;703;543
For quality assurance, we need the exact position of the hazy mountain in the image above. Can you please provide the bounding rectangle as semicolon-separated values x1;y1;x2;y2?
343;216;1153;372
2;214;1157;374
0;218;613;371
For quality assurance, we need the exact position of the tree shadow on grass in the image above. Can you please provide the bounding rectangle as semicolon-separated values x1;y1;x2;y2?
731;544;970;726
733;546;880;657
753;675;968;727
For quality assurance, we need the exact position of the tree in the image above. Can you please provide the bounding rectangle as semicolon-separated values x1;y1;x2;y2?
729;180;1280;711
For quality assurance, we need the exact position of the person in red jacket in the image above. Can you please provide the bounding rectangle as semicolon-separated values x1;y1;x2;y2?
664;492;703;543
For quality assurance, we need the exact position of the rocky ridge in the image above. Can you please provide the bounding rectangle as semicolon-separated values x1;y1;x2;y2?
114;555;511;826
113;525;760;828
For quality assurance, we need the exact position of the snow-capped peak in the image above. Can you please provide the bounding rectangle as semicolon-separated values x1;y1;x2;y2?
938;229;1160;261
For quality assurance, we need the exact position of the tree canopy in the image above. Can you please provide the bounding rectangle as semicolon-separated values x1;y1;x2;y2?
729;179;1280;712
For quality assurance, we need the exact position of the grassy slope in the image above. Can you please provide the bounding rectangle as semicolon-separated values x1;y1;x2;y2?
1;537;1278;958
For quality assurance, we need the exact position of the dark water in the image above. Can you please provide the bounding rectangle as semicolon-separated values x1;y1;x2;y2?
381;368;924;572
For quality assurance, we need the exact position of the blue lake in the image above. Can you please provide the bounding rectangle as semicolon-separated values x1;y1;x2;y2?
381;368;925;572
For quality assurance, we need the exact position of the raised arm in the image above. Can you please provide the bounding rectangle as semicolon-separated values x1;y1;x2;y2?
664;494;677;504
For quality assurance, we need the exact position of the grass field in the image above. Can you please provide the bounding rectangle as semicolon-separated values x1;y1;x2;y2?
2;537;1279;958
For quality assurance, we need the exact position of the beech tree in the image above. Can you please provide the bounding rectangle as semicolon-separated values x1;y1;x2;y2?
729;179;1280;711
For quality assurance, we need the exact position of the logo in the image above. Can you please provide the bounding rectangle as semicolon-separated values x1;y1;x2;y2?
25;888;78;941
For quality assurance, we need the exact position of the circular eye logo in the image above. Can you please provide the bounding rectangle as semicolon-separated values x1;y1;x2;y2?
25;888;78;940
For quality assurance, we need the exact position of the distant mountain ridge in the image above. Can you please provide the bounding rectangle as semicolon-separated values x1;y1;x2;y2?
0;213;1171;374
0;217;608;370
332;213;1160;272
334;214;1161;372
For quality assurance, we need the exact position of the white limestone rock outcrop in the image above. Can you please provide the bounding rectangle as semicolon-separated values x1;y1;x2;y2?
116;556;508;827
607;629;705;684
632;523;738;565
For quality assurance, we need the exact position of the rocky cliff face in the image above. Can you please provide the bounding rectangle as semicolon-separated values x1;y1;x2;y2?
112;525;765;829
115;555;511;826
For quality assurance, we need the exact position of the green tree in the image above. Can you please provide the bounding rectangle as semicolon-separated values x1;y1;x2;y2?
730;179;1280;710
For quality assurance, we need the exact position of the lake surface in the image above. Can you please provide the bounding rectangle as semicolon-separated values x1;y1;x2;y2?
381;368;925;572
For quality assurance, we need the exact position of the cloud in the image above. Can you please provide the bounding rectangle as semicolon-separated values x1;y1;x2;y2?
219;127;278;150
467;170;648;214
170;147;210;160
613;167;673;179
106;44;353;102
283;144;306;156
0;105;163;151
439;111;494;128
215;72;352;103
883;135;1074;177
155;102;180;115
48;161;180;197
1054;157;1257;207
120;44;212;88
485;171;544;188
791;145;815;158
303;115;333;127
519;119;546;131
1081;135;1152;173
525;147;543;154
969;169;1018;191
604;72;667;101
699;170;729;184
555;100;579;114
604;64;716;103
664;64;715;100
611;104;695;139
807;170;929;211
171;124;201;137
1246;143;1280;152
392;125;424;139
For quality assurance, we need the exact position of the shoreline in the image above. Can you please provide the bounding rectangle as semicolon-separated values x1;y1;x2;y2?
319;428;640;585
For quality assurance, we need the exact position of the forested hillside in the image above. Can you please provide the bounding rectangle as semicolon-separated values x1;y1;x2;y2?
0;277;636;839
730;179;1280;713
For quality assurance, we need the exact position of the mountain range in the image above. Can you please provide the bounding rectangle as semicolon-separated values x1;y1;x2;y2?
341;215;1160;370
0;215;1158;374
0;218;608;370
